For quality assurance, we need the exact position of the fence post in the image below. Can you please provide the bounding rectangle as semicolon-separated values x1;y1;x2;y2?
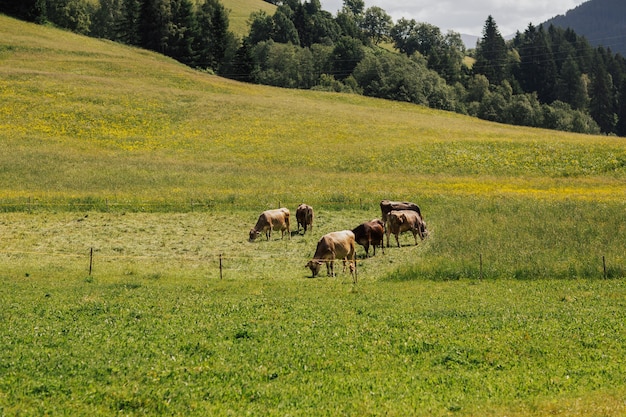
89;247;94;276
219;253;223;280
603;255;607;279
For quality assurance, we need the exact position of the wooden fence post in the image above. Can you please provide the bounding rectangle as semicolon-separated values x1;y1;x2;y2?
219;253;223;280
89;247;94;276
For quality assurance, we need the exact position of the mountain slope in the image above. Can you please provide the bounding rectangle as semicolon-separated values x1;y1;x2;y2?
544;0;626;56
222;0;276;37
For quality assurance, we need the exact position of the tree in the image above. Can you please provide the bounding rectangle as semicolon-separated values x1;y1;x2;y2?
139;0;172;54
195;0;235;71
118;0;141;46
473;16;509;86
514;24;557;103
46;0;93;34
247;10;274;45
556;54;588;110
329;36;364;80
362;6;392;45
589;55;616;133
91;0;123;40
342;0;364;16
168;0;196;65
616;80;626;136
1;0;46;23
272;7;300;44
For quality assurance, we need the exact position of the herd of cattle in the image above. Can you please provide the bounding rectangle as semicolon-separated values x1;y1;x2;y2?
248;200;429;282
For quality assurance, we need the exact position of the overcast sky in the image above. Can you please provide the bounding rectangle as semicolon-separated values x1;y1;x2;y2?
319;0;587;37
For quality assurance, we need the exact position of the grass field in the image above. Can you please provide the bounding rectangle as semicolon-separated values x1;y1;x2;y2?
1;14;626;416
222;0;276;38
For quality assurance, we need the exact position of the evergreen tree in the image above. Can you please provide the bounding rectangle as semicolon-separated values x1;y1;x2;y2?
473;16;508;85
194;0;233;71
168;0;196;65
91;0;123;40
616;80;626;136
140;0;172;54
556;54;588;110
589;53;616;133
514;24;557;103
1;0;47;23
118;0;141;46
272;7;300;45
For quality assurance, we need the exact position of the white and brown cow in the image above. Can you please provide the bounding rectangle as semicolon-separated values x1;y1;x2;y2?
295;203;314;234
352;219;385;257
305;230;356;282
385;209;428;248
380;199;422;223
249;208;291;241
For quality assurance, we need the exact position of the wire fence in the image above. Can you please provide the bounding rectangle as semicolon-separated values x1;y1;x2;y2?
0;246;375;281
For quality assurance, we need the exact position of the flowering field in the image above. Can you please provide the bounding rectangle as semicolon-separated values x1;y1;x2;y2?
1;15;626;416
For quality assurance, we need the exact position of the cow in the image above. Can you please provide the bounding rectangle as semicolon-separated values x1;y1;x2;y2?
305;230;357;282
295;203;314;234
249;208;291;241
352;219;385;257
380;199;423;223
385;210;428;248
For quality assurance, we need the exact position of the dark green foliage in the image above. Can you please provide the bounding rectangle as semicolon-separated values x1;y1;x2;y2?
46;0;93;34
545;0;626;56
0;0;47;23
473;16;509;86
194;0;234;71
514;24;558;103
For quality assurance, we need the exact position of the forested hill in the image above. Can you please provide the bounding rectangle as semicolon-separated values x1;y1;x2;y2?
545;0;626;56
2;0;626;136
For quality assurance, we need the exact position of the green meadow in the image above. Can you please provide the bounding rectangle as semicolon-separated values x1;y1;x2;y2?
1;15;626;416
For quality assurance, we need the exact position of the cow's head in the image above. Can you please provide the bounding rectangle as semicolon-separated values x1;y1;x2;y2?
249;229;260;241
419;221;429;239
305;260;323;277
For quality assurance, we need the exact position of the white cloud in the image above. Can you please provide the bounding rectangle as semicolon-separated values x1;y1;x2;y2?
319;0;585;36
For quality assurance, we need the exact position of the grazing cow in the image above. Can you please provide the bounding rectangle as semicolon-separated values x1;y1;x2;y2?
352;219;385;257
380;199;422;223
305;230;356;282
386;210;428;248
295;203;314;234
249;208;290;241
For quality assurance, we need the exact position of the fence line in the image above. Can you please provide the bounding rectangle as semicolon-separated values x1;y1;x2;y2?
0;248;618;281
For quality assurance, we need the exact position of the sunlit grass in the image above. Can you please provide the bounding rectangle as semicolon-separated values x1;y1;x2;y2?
1;15;626;416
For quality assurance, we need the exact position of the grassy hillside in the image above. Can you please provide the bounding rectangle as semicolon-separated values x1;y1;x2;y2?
1;15;626;416
222;0;276;37
1;15;624;208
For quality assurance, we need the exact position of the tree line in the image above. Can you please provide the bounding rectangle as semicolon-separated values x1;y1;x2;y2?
3;0;626;136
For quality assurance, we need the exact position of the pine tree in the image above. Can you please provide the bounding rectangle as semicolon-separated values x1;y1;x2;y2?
514;24;557;103
473;16;508;86
194;0;232;71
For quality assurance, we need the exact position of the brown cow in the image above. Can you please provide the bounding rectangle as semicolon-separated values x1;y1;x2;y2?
352;219;385;257
249;208;291;241
295;203;314;234
305;230;356;282
386;210;428;247
380;199;422;223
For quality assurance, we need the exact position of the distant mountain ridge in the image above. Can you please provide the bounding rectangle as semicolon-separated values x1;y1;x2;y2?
544;0;626;56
